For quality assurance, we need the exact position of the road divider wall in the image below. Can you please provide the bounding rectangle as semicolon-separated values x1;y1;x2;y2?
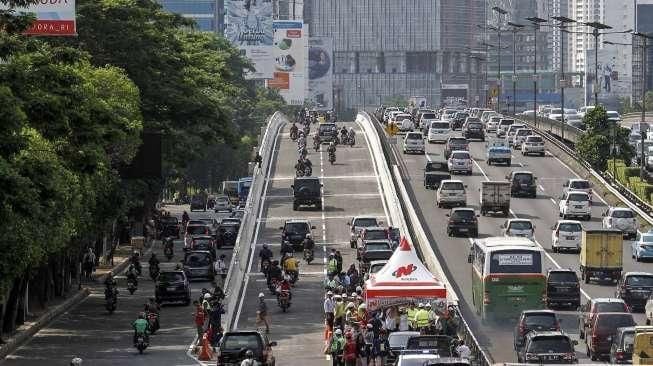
224;112;287;331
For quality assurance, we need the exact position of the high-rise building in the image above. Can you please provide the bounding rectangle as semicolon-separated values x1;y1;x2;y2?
156;0;222;33
568;0;604;74
633;1;653;103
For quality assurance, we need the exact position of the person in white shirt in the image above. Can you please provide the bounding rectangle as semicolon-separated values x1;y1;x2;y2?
398;308;409;331
455;339;471;359
214;254;228;287
323;291;335;331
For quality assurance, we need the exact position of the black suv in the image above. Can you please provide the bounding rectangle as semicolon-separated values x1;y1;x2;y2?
318;123;338;143
546;269;581;309
507;171;537;198
616;271;653;311
444;137;469;158
155;270;191;306
159;216;180;239
462;119;485;141
292;177;322;210
280;220;315;250
216;222;240;249
451;112;469;130
609;326;635;364
513;310;560;350
446;208;479;237
190;195;206;211
517;331;577;364
217;331;277;366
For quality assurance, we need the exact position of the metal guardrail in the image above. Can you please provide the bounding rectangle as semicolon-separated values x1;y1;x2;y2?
361;111;491;366
224;112;287;331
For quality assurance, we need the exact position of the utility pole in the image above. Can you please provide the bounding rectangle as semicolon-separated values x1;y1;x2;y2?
492;6;508;113
526;17;547;128
508;22;524;116
633;32;653;178
553;17;576;141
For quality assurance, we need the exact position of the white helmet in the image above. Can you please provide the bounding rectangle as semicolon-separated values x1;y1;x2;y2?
204;293;212;300
258;292;265;298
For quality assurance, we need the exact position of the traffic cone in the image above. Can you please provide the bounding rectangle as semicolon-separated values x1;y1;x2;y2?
198;333;213;361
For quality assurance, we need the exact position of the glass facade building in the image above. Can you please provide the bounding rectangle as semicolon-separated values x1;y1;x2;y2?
156;0;222;33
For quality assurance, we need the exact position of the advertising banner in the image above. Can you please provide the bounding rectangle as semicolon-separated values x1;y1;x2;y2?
1;0;77;36
585;48;631;107
308;37;333;110
269;21;307;105
224;0;274;79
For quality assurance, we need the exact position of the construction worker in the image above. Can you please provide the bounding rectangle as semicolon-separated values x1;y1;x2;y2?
414;303;430;331
327;254;338;277
406;303;417;330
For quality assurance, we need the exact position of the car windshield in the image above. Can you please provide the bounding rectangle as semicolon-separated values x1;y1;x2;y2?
612;210;634;218
186;253;211;266
441;182;464;190
319;124;337;132
452;210;475;219
187;226;208;235
449;138;467;144
158;272;184;282
549;272;577;282
220;225;238;233
568;193;588;202
526;136;543;143
626;275;653;287
406;133;422;140
431;122;450;129
451;152;469;159
607;112;620;118
354;218;378;228
550;109;563;114
499;120;514;126
623;332;635;350
388;333;420;348
161;217;178;224
513;173;533;184
640;235;653;243
397;357;441;366
595;302;628;312
366;243;390;251
596;314;635;331
558;223;581;232
370;263;386;273
193;239;212;246
285;223;309;234
570;180;590;189
524;314;557;328
528;336;573;353
517;129;532;136
222;334;261;351
467;122;482;129
490;147;510;153
217;197;229;203
365;230;387;240
509;221;532;230
422;113;437;119
509;126;525;134
295;179;320;191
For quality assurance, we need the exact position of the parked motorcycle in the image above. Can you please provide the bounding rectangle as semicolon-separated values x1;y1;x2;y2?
303;248;314;264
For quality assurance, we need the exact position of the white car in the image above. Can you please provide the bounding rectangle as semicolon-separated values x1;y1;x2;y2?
427;121;453;143
632;230;653;262
551;220;582;253
496;118;515;137
562;178;592;200
512;128;534;148
447;150;473;175
403;132;424;154
521;135;545;156
603;207;638;240
348;216;381;247
436;179;467;208
504;124;526;147
383;107;399;122
577;106;595;119
501;218;535;239
548;108;564;121
521;110;536;117
607;110;622;123
398;117;414;132
559;190;591;221
486;116;502;133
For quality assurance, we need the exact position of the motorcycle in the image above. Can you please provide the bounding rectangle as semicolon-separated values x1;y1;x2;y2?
131;258;142;276
303;248;314;264
127;279;137;295
268;278;281;294
105;288;117;314
147;312;160;334
287;270;299;285
313;139;320;152
348;135;355;147
149;263;160;281
164;245;173;261
260;258;270;276
277;291;291;312
328;152;336;165
134;333;148;354
290;129;298;140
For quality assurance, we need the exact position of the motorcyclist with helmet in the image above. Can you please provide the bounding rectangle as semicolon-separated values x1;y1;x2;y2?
259;243;273;273
266;260;283;289
144;297;161;332
126;264;139;287
290;123;299;139
348;127;356;145
340;126;348;142
132;312;150;345
302;233;315;261
240;349;257;366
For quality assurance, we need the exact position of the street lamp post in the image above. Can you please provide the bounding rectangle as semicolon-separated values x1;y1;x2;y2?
526;17;547;128
633;32;653;178
492;6;508;113
553;17;576;137
585;22;613;107
508;22;524;116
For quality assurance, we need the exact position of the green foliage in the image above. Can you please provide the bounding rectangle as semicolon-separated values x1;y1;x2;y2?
579;105;634;171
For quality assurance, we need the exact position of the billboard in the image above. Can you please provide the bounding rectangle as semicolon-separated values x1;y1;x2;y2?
585;48;631;108
269;21;307;105
307;37;333;110
224;0;274;79
0;0;76;36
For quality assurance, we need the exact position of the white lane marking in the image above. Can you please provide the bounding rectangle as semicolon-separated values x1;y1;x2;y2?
320;144;327;277
357;119;391;226
547;150;609;206
265;193;381;198
233;122;282;330
538;185;545;191
255;241;350;247
256;214;387;222
269;175;377;181
549;198;558;205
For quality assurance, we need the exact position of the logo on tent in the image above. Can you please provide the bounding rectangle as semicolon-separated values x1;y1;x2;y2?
392;264;417;278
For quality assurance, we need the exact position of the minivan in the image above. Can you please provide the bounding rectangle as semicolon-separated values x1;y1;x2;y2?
586;312;636;361
497;118;515;137
436;180;467;208
427;121;453;143
403;132;425;154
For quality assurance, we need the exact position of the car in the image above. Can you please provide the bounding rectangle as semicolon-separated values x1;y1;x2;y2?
506;171;537;198
357;226;389;249
504;124;526;147
551;220;582;253
348;216;380;248
216;331;276;366
383;107;400;122
564;113;582;123
406;335;455;355
496;118;515;137
521;135;545;156
387;331;421;362
231;208;245;219
568;120;586;130
462;118;484;141
280;219;315;251
604;207;638;240
427;121;453;143
419;111;438;131
213;195;232;212
616;272;653;311
562;178;592;199
188;235;217;258
547;108;564;121
586;312;636;361
194;216;219;236
446;207;479;237
480;110;499;124
395;353;442;366
424;160;451;189
216;222;240;249
436;179;467;208
609;326;635;364
403;131;425;154
632;230;653;262
357;239;393;266
221;217;242;226
513;310;560;350
292;176;322;210
486;145;511;166
159;216;180;239
546;268;581;309
182;250;214;280
521;110;536;117
447;151;472;175
184;224;211;249
368;260;388;275
517;331;577;364
559;190;591;221
501;218;535;239
155;270;191;305
396;114;414;132
486;116;502;133
451;112;469;130
190;195;206;211
444;137;469;158
607;110;622;123
512;128;533;149
578;298;630;340
318;122;338;142
578;105;596;118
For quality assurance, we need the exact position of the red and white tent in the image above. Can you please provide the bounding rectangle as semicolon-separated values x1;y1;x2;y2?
365;238;447;311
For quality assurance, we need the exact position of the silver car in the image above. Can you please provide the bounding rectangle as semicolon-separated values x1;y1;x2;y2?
603;207;638;240
214;195;232;212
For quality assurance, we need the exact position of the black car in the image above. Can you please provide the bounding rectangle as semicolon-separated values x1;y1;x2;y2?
513;310;560;350
155;270;191;305
190;195;206;212
159;216;180;239
451;112;469;130
446;208;479;237
462;119;485;141
517;331;577;364
216;222;240;249
424;160;451;189
546;269;581;309
188;235;216;259
444;137;469;158
357;239;393;264
183;250;214;280
616;271;653;311
507;171;537;198
318;123;338;143
281;220;314;250
406;335;455;356
216;331;277;366
292;177;322;210
609;326;635;364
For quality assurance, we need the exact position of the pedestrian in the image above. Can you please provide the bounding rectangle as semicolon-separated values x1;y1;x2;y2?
334;295;346;331
455;339;472;359
329;328;346;366
210;300;225;330
414;303;430;331
407;303;417;330
193;300;206;340
256;293;270;333
363;324;374;365
334;250;343;273
384;307;397;332
82;248;96;280
339;272;351;292
324;273;338;291
327;255;338;277
343;331;358;366
345;302;357;328
370;329;390;366
398;308;409;331
347;264;359;291
254;152;263;169
214;254;228;288
324;291;335;331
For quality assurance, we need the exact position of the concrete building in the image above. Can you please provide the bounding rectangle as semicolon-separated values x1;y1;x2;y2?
568;0;604;74
156;0;223;33
633;1;653;104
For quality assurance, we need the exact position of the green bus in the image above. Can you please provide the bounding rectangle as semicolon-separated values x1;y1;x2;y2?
468;237;545;320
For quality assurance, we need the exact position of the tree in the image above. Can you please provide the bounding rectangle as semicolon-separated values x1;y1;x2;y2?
577;105;633;171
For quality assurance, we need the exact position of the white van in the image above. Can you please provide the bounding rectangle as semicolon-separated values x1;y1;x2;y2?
436;179;467;208
403;132;425;154
427;121;453;143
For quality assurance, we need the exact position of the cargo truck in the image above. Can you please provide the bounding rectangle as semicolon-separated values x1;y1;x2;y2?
480;181;511;216
580;229;623;284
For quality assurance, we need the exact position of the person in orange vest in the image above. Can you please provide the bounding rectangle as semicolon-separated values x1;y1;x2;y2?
192;300;206;340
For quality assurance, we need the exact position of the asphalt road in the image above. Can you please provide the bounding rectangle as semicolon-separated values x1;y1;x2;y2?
0;205;231;366
230;122;390;366
382;116;653;364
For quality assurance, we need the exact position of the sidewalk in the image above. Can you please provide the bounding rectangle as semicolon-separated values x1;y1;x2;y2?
0;243;143;360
